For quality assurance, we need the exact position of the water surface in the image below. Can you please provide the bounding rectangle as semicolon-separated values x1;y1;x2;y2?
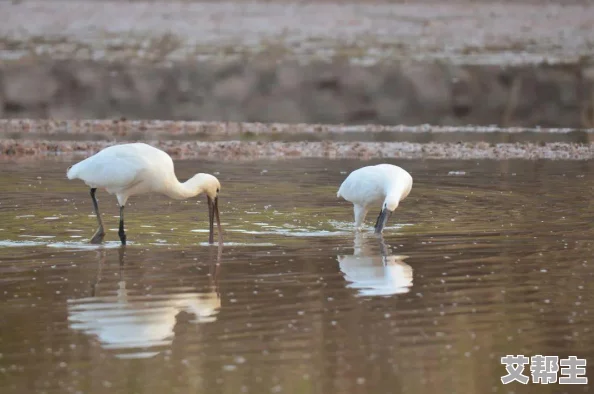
1;158;593;393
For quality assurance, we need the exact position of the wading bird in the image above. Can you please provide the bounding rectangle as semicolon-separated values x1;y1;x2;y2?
67;143;223;246
337;164;412;233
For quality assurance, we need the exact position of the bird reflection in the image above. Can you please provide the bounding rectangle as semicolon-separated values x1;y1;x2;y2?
68;248;221;359
338;233;413;296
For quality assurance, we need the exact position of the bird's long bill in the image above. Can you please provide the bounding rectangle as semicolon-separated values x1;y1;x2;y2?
374;208;393;234
206;195;223;247
214;196;223;247
207;196;215;244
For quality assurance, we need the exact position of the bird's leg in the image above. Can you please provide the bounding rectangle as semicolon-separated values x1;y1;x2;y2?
89;188;105;244
353;205;368;231
118;205;127;245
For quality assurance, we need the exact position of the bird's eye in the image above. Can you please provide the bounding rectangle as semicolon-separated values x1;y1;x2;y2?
216;188;220;193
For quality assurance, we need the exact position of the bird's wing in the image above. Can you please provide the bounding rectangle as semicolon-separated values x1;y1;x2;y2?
72;148;149;190
338;167;385;205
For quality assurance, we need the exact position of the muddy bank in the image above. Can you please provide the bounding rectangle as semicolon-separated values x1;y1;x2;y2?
2;60;594;128
1;120;593;160
2;139;593;161
0;119;585;136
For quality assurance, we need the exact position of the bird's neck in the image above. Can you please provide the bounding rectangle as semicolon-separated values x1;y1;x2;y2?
385;185;402;199
164;178;200;200
384;182;408;205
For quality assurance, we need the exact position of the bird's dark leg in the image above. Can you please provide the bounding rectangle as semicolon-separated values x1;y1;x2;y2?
118;205;127;245
89;188;105;244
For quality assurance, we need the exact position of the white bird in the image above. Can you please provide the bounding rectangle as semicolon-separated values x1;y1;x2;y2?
67;143;223;246
337;164;412;233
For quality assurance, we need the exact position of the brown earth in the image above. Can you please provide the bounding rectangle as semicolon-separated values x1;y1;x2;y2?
2;60;594;128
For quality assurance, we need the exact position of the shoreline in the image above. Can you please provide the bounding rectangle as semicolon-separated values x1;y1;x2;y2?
1;119;591;135
1;119;593;160
2;140;594;161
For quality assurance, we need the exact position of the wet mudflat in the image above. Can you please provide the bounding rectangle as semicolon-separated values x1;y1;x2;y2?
1;158;593;394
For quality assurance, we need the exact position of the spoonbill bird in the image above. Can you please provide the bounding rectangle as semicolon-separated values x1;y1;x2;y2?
337;164;412;233
67;143;223;246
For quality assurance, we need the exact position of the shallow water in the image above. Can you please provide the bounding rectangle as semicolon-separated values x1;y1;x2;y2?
1;158;593;394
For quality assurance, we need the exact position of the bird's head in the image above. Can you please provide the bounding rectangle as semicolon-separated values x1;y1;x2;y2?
374;195;402;234
384;195;400;212
189;173;220;199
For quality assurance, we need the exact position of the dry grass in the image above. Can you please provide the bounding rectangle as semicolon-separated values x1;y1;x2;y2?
1;1;593;66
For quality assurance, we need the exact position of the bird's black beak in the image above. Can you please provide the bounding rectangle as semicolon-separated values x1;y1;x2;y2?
207;195;223;247
374;208;393;234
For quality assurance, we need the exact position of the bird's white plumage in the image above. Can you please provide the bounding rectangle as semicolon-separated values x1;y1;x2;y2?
337;164;413;230
67;143;178;206
337;164;412;206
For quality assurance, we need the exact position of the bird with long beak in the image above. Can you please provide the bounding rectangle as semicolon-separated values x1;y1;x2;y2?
67;143;223;246
337;164;412;233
